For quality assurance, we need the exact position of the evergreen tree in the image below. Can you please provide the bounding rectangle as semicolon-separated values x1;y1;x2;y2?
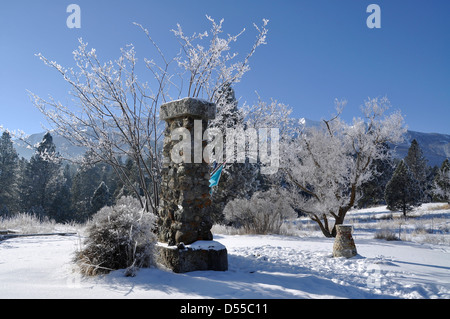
70;152;103;222
404;139;428;199
433;159;450;203
213;83;244;129
50;180;72;222
70;151;118;221
425;165;439;202
50;164;74;222
0;131;19;214
91;181;111;214
385;160;423;217
113;157;140;201
358;142;394;207
20;132;62;218
209;84;260;223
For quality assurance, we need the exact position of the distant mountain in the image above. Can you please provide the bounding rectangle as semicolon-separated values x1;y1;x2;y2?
14;131;86;160
390;130;450;167
297;118;449;167
14;123;449;167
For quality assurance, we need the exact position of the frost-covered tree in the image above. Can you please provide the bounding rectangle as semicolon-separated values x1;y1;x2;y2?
30;16;269;214
30;40;163;213
433;159;450;203
224;188;296;234
385;160;423;217
280;98;406;237
0;131;19;215
171;16;269;102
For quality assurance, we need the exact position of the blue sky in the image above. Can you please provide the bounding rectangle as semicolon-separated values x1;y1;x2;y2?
0;0;449;134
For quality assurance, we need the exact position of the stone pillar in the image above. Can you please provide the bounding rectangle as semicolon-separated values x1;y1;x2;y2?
157;97;228;273
333;225;357;258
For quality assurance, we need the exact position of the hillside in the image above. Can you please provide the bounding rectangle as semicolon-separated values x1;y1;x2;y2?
14;124;449;166
391;130;450;166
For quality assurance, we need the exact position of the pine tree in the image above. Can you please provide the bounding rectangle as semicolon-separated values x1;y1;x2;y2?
20;132;62;218
0;131;19;214
358;142;394;208
70;152;103;221
404;139;428;199
433;159;450;203
113;157;141;200
212;83;244;129
208;84;260;223
50;164;74;222
385;160;423;217
70;150;119;221
91;181;111;214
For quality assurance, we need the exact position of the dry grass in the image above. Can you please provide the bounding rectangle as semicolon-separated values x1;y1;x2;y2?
428;203;450;211
374;229;400;241
0;213;79;234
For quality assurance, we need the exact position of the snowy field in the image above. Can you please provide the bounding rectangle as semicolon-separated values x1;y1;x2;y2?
0;203;449;299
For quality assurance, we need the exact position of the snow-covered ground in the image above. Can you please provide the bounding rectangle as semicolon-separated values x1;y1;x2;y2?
0;204;449;299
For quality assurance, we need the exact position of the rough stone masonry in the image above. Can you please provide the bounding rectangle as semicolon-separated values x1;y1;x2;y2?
158;97;216;246
157;97;228;273
333;225;357;258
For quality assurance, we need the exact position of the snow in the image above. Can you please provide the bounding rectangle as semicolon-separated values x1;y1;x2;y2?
157;240;226;251
0;204;449;299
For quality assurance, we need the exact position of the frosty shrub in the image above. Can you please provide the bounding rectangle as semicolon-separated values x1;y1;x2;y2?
224;189;296;234
374;229;400;241
31;16;269;215
75;196;157;276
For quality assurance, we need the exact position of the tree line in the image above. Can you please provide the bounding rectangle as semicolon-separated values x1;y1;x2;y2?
384;139;449;216
0;131;143;223
356;136;449;215
1;123;448;228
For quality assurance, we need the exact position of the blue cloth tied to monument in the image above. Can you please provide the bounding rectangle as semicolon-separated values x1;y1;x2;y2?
209;162;224;188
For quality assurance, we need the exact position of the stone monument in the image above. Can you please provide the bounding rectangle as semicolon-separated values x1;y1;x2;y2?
156;97;228;273
333;225;357;258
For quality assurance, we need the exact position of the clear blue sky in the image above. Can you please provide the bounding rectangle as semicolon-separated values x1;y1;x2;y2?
1;0;449;134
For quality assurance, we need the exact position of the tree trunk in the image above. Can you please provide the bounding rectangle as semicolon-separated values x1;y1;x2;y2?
310;214;333;238
330;216;345;238
402;199;407;218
